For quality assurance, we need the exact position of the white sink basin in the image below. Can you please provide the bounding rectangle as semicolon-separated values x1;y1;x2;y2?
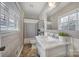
46;36;59;43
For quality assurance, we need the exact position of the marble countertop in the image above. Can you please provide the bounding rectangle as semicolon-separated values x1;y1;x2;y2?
36;36;70;50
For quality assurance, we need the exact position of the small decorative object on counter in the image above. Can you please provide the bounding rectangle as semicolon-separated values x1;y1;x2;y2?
58;32;70;42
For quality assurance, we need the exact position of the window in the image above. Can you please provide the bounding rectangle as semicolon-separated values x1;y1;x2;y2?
0;2;19;33
8;9;17;31
59;9;79;31
0;2;9;33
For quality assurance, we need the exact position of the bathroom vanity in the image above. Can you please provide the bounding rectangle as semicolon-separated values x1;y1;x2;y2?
36;36;70;57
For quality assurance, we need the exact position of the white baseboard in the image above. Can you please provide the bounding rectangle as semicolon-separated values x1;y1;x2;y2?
17;45;23;57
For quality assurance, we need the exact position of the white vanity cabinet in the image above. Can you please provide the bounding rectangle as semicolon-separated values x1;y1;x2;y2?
36;36;69;57
36;40;46;57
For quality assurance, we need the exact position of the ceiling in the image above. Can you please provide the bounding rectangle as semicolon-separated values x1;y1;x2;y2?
47;2;70;17
19;2;47;19
19;2;69;20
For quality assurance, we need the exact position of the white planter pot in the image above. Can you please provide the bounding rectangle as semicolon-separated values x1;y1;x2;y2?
59;36;70;42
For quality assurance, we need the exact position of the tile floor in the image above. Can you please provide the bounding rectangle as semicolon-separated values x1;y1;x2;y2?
20;44;38;57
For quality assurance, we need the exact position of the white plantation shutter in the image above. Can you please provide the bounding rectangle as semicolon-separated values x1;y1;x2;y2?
0;2;9;33
0;2;20;33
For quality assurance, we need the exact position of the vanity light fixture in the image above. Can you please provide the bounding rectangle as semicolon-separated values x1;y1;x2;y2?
48;2;56;8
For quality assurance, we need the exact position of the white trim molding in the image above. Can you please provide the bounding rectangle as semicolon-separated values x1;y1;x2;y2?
17;45;23;57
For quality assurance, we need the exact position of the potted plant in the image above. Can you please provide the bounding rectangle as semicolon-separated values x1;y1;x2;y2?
58;32;70;42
